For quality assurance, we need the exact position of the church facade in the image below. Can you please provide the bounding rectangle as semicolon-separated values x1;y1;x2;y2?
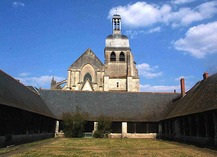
51;14;139;92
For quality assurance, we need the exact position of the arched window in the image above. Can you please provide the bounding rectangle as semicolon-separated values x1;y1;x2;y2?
119;52;125;61
110;51;116;61
84;73;92;82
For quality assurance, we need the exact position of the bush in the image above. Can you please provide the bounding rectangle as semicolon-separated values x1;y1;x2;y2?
93;115;111;138
93;130;104;138
62;107;88;138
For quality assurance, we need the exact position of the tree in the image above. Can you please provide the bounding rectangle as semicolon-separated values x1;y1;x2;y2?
93;115;112;138
62;107;88;138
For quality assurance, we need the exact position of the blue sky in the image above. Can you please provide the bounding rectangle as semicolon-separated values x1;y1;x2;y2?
1;0;217;92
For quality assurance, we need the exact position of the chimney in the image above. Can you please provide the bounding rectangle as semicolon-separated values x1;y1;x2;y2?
180;78;185;97
203;72;209;80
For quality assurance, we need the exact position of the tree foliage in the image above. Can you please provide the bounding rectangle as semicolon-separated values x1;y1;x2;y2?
93;115;112;138
62;107;88;138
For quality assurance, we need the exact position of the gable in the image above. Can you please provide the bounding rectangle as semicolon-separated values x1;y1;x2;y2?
68;48;104;71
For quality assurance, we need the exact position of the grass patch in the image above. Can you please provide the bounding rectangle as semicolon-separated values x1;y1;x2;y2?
0;138;217;157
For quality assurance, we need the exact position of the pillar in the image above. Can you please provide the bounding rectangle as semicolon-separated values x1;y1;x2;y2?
93;122;98;133
164;121;168;135
134;123;136;133
174;118;181;139
146;123;149;133
196;115;200;137
158;122;162;137
103;76;109;91
168;121;170;135
212;111;217;146
67;70;71;90
55;120;59;137
122;122;127;138
169;120;172;135
188;116;192;136
204;114;209;137
183;117;186;136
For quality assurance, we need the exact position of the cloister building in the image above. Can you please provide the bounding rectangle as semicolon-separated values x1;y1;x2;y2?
0;14;216;148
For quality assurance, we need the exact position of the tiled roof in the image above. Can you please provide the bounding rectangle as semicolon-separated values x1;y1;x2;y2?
163;73;217;120
0;70;55;118
39;89;180;121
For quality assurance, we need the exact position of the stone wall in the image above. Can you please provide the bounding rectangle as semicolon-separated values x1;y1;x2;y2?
106;62;127;77
108;78;126;91
127;77;140;92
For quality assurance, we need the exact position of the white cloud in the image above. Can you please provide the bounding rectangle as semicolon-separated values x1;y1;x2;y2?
137;63;163;78
174;21;217;58
171;0;195;5
108;1;217;28
126;30;142;39
126;27;160;39
175;75;194;81
147;27;161;33
197;1;217;19
17;75;65;88
162;1;217;27
108;2;171;28
177;1;217;26
12;2;25;7
18;72;31;77
140;84;180;92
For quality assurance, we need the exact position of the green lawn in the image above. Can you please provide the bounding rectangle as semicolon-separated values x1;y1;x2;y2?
0;138;217;157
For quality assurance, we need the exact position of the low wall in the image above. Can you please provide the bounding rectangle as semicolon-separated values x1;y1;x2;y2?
160;134;216;146
0;133;54;148
108;133;157;138
0;136;5;147
127;133;157;138
180;136;212;146
108;133;122;138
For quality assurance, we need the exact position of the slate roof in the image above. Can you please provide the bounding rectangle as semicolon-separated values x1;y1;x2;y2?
0;70;55;118
2;68;216;123
39;89;180;122
163;73;217;120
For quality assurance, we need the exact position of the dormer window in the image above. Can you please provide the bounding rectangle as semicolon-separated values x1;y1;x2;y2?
119;52;125;61
110;52;116;61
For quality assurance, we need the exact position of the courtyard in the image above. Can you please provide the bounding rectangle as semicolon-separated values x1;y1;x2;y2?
0;138;217;157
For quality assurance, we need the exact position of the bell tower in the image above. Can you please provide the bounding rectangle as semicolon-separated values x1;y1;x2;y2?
112;14;121;35
104;14;140;92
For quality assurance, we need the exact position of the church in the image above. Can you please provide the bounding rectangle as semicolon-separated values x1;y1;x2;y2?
0;14;217;148
51;14;139;92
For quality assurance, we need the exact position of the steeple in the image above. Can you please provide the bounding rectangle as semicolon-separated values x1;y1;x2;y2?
105;14;129;48
112;14;121;35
